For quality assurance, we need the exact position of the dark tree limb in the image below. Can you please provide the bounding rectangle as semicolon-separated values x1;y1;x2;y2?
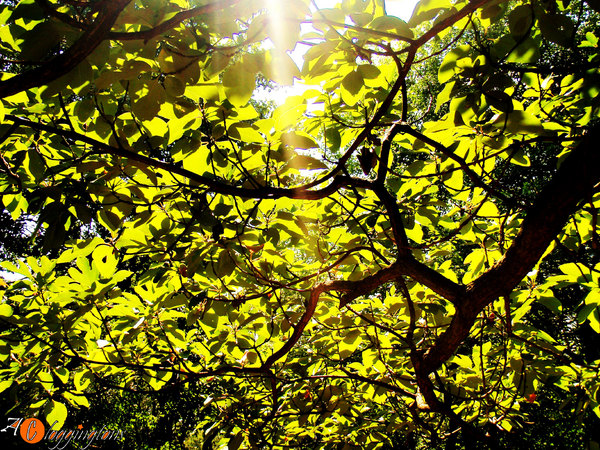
0;0;131;99
262;252;464;369
421;124;600;374
4;114;361;201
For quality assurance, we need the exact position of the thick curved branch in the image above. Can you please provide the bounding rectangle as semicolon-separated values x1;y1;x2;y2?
0;0;131;99
421;124;600;373
396;257;465;303
261;268;406;369
374;182;411;257
261;249;464;368
262;253;463;368
5;114;356;201
262;284;323;369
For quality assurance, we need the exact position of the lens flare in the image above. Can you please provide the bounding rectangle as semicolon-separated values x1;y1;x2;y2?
262;0;302;86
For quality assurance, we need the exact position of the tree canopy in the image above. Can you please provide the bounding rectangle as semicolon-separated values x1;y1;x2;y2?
1;0;600;447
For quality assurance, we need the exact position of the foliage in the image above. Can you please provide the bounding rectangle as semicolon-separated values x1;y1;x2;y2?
0;0;600;448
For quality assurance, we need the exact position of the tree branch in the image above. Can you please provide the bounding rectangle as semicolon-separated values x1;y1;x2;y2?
398;124;518;206
5;114;357;201
0;0;131;99
421;124;600;373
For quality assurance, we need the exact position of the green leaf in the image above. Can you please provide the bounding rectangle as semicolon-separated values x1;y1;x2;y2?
580;32;599;48
492;36;540;64
19;21;61;62
508;5;533;38
74;370;92;392
509;36;540;64
357;64;381;80
342;70;364;96
281;132;318;149
92;245;118;279
480;3;505;21
409;0;452;27
63;392;90;408
510;149;531;166
206;52;233;77
0;304;13;318
578;304;596;324
54;367;69;384
262;50;300;86
325;128;341;152
368;15;413;39
287;155;328;170
216;250;236;278
539;13;574;47
538;293;562;315
164;76;186;97
589;308;600;333
0;380;12;393
343;328;361;345
131;80;166;122
222;61;256;107
484;89;513;113
26;148;45;181
267;17;301;51
494;110;544;135
65;60;94;91
438;45;470;83
98;210;122;232
148;371;173;390
45;400;68;429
